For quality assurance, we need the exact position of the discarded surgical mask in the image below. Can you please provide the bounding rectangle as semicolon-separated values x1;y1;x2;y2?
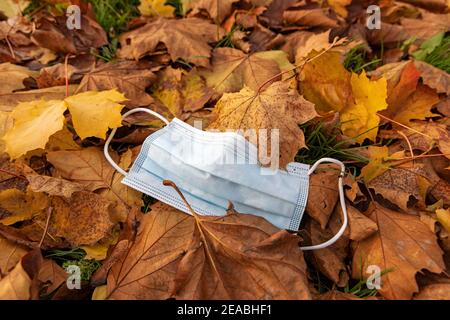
104;108;348;251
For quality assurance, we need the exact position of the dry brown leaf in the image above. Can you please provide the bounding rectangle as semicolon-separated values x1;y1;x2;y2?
106;202;311;300
366;22;409;45
46;147;116;192
208;81;317;169
50;191;115;246
37;258;66;294
0;85;77;111
202;47;288;94
305;215;349;286
260;0;297;28
0;235;28;279
352;204;445;300
283;6;339;29
31;15;107;54
0;248;42;300
21;165;85;198
306;164;339;229
190;0;239;23
98;149;142;212
45;126;81;152
76;60;158;108
118;18;220;67
294;30;345;62
0;258;32;299
401;12;450;44
367;162;437;211
346;204;378;242
414;60;450;95
431;180;450;207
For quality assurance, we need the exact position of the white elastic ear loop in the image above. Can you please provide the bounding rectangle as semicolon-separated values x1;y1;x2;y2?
300;157;348;251
103;108;170;176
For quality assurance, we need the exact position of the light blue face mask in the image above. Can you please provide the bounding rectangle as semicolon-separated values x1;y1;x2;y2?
104;108;348;251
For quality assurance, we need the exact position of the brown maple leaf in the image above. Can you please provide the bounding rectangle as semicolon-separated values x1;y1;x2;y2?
105;198;310;299
118;18;221;67
76;60;159;107
352;203;445;300
208;81;318;169
46;147;116;192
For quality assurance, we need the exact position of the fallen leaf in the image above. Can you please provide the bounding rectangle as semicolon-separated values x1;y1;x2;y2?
306;164;339;229
340;71;388;143
191;0;239;23
208;81;317;168
21;165;85;198
367;162;436;211
414;60;450;95
153;67;213;116
352;204;444;300
0;85;77;111
76;61;158;108
305;216;349;286
284;6;339;29
50;191;115;246
118;18;220;67
401;12;450;44
0;63;38;94
346;204;378;242
0;187;49;225
37;258;66;294
45;126;81;152
64;89;126;140
98;149;142;211
106;202;311;299
203;48;291;94
299;50;352;113
31;14;107;54
1;99;66;159
294;30;344;62
260;0;297;28
47;147;116;191
0;248;42;300
0;257;32;299
0;235;28;278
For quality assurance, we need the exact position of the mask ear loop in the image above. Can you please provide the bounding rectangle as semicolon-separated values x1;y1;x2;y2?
103;108;170;176
300;157;348;251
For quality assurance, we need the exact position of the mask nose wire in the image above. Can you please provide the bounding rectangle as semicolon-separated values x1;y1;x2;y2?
104;108;170;176
300;157;348;251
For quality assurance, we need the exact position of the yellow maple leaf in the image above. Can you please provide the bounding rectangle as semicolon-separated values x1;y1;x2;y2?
138;0;174;17
341;71;388;143
2;99;67;159
65;90;126;140
299;51;352;113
